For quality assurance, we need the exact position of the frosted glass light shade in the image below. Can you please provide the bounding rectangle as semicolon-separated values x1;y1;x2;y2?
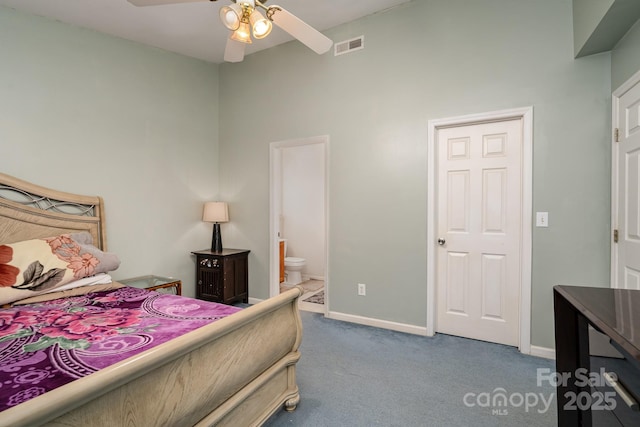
220;4;243;30
250;10;272;39
203;202;229;223
231;21;252;44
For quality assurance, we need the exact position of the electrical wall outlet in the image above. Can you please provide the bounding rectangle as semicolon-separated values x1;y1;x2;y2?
358;283;366;296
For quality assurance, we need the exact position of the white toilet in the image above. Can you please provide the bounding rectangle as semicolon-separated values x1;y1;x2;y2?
284;257;306;285
281;239;306;285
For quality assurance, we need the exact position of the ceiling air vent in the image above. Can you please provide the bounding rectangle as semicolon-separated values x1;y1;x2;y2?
334;36;364;56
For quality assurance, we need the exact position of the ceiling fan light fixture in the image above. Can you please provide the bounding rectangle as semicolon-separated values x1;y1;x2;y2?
231;21;253;44
220;4;243;31
250;10;272;39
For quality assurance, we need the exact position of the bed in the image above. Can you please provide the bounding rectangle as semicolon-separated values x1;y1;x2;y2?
0;172;303;426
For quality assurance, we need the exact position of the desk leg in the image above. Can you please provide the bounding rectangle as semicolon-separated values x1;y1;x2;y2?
554;289;592;427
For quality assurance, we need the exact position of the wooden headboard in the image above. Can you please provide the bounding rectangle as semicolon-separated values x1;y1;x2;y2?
0;173;107;250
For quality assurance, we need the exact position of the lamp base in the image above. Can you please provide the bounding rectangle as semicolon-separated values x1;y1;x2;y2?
211;222;223;252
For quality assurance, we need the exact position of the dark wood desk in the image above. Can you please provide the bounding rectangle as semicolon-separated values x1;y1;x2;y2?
554;285;640;426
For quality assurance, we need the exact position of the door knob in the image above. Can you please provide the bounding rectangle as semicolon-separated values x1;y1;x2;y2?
437;238;446;246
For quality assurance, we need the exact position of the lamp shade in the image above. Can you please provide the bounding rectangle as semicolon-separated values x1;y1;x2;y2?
203;202;229;223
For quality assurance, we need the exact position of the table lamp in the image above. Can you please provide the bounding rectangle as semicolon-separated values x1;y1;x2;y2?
203;202;229;252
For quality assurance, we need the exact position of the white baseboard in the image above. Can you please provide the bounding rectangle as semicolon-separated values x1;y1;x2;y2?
253;300;558;359
529;345;555;360
298;300;325;313
327;311;428;336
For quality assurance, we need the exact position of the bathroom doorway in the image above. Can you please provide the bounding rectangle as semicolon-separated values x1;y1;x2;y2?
269;136;329;314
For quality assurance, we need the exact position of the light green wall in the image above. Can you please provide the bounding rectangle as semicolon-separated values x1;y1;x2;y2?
219;0;612;349
612;19;640;89
0;6;220;297
572;0;640;58
0;0;617;350
573;0;615;56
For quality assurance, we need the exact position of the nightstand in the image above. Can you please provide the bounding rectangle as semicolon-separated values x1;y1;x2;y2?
119;275;182;295
192;249;250;304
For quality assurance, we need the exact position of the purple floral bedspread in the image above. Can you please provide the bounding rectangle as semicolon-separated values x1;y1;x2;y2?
0;287;241;411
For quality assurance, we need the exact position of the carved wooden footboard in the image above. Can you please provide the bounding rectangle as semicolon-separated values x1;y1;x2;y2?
1;286;303;427
0;173;303;426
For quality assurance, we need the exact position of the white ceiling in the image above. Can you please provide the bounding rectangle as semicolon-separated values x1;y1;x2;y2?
0;0;412;63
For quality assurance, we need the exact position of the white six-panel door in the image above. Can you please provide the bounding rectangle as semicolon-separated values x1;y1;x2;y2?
614;74;640;290
436;119;522;346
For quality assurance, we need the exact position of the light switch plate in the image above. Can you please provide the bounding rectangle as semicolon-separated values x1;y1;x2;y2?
536;212;549;227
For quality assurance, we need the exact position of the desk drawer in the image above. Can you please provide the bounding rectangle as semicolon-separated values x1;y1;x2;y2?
591;354;640;427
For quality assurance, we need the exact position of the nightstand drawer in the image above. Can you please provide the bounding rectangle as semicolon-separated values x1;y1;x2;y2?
199;257;221;269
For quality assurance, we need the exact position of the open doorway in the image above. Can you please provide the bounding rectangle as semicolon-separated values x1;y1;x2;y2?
270;136;329;314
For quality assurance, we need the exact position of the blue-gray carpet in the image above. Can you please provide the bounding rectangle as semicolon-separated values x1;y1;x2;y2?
264;311;556;426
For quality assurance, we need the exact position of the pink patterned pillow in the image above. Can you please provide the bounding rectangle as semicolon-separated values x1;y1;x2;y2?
0;233;120;305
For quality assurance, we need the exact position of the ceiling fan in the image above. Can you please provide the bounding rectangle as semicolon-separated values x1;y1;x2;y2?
127;0;333;63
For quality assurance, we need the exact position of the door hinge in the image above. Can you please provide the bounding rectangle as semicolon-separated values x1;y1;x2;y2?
614;128;620;143
614;229;619;243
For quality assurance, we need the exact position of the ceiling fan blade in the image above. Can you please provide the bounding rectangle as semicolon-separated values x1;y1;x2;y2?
224;37;246;63
268;6;333;55
127;0;207;6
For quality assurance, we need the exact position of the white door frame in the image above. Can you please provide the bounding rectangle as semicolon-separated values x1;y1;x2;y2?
426;107;533;354
611;68;640;289
269;135;330;314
